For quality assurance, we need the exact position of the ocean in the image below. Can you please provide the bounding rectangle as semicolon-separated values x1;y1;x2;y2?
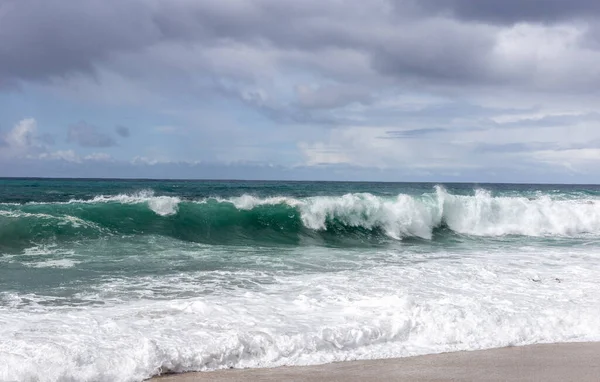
1;178;600;381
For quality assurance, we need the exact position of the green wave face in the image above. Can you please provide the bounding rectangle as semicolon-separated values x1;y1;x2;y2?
0;200;394;251
3;186;600;251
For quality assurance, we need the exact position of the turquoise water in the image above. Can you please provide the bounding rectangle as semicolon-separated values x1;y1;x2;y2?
2;179;600;381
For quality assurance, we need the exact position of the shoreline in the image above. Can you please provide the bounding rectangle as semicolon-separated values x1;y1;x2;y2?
152;342;600;381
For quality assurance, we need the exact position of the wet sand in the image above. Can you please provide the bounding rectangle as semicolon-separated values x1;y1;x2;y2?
152;342;600;381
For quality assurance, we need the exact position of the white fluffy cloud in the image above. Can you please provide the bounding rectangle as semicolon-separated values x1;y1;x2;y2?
1;119;113;164
1;118;43;155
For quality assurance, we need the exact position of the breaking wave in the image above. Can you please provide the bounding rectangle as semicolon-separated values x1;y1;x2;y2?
2;187;600;249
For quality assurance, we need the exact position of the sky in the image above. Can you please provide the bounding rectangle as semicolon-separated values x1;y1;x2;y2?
1;0;600;183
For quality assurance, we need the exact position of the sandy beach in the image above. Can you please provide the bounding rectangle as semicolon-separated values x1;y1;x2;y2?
153;342;600;382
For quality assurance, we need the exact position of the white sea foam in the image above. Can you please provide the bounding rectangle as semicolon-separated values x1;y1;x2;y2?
53;190;181;216
27;259;80;269
208;187;600;238
146;197;179;216
297;192;440;239
6;187;600;236
1;246;600;382
438;187;600;236
226;194;302;209
0;210;99;228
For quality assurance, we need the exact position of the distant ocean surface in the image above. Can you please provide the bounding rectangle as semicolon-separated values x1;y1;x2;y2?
2;178;600;381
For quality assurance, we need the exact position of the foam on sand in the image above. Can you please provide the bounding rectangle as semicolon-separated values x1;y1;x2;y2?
153;342;600;382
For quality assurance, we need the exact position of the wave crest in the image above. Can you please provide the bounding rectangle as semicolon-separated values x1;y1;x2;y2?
438;187;600;236
2;187;600;249
210;186;600;238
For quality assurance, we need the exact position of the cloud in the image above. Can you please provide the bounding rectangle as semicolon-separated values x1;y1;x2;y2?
530;148;600;168
2;1;600;181
0;0;158;82
67;122;116;147
37;149;81;163
0;119;118;169
84;152;113;161
4;118;37;148
297;103;600;174
0;153;585;184
2;0;599;139
416;0;600;24
295;84;374;110
0;118;79;162
0;118;48;156
115;125;130;138
383;128;447;139
3;0;600;94
0;116;596;183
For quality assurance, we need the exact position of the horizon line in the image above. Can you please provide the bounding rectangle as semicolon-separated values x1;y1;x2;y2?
1;176;599;186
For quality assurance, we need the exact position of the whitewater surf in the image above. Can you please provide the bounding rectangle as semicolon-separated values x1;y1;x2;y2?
1;179;600;381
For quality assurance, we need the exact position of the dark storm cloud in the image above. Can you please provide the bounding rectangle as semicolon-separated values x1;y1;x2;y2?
148;1;504;86
417;0;600;24
0;0;493;84
0;0;159;82
1;0;599;107
67;122;116;147
0;0;300;82
369;21;495;84
115;125;130;138
0;0;386;81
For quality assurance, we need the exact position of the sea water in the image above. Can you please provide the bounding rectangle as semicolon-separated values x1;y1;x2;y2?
1;179;600;381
